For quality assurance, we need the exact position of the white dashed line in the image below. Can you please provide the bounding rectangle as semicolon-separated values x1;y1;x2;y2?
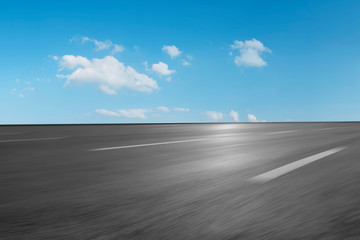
89;138;207;151
317;126;357;131
249;146;347;183
265;130;300;135
0;137;66;143
316;127;338;131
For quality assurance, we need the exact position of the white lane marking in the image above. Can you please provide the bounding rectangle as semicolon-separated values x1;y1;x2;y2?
0;137;65;143
209;133;247;138
265;130;300;135
316;127;338;131
249;146;347;183
89;138;207;151
317;126;357;131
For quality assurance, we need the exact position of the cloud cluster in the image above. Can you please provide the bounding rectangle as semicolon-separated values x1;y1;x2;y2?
72;36;124;54
10;79;35;98
247;114;266;122
56;55;158;95
231;39;271;67
96;106;190;119
52;37;272;123
162;45;182;58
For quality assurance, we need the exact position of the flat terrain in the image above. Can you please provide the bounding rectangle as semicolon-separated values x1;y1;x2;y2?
1;123;360;239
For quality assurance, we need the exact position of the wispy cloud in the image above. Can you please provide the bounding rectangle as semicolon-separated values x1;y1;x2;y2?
204;111;224;121
248;113;266;122
95;109;121;117
96;106;190;119
96;108;149;119
118;109;149;119
10;79;35;98
231;39;271;67
49;55;58;61
112;44;125;54
229;110;239;122
56;55;158;95
162;45;182;58
181;60;190;66
157;106;170;112
71;36;124;54
174;107;190;112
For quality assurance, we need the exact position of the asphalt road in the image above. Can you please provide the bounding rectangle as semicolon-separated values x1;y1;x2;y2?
1;123;360;239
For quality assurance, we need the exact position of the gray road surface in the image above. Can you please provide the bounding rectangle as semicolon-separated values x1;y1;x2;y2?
1;123;360;239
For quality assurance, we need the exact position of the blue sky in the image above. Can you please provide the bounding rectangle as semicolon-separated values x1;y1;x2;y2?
1;0;360;123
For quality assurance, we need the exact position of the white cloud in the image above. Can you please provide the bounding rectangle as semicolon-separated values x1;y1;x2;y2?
93;40;112;50
96;108;149;119
174;107;190;112
152;62;176;76
60;55;90;69
204;111;224;121
72;36;124;54
162;45;182;58
95;109;120;117
57;55;158;95
248;114;257;122
182;60;190;66
96;106;190;119
118;109;149;119
231;39;271;67
182;55;193;66
19;93;24;98
79;36;112;50
248;113;266;122
48;55;59;61
112;44;125;54
157;106;170;112
229;110;239;122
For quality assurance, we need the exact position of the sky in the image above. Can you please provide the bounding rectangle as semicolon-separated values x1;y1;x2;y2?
1;0;360;124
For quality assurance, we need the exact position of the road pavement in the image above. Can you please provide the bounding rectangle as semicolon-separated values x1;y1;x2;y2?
1;123;360;239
